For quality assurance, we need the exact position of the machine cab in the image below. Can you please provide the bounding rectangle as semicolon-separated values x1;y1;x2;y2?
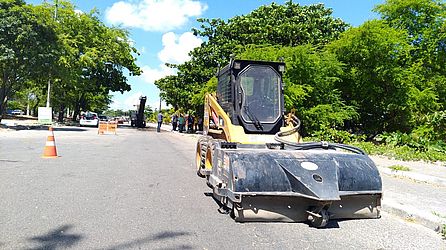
217;60;285;134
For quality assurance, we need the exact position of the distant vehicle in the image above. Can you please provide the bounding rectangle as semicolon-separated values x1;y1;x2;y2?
80;112;99;127
98;115;108;121
131;96;146;128
11;109;24;115
130;111;137;127
116;117;125;124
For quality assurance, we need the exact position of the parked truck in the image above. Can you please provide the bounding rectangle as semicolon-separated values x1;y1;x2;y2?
131;96;147;128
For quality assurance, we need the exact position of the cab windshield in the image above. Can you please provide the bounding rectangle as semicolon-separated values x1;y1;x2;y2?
239;65;281;123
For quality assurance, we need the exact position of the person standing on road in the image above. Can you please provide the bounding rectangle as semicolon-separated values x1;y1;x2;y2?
171;114;178;131
187;114;194;133
178;114;185;133
157;112;163;132
198;116;203;131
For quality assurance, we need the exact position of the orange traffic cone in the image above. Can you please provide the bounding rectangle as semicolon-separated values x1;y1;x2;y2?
42;126;58;158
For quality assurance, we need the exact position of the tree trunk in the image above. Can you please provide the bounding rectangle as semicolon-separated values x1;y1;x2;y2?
0;73;10;123
57;104;65;123
72;93;84;122
32;96;41;117
72;105;80;122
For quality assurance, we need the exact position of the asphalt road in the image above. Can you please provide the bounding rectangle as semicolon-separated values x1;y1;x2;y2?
0;126;445;250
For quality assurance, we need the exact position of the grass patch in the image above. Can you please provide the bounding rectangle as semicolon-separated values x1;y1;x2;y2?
430;212;446;239
351;141;446;162
304;136;446;162
388;165;411;171
432;211;446;219
442;224;446;239
405;217;416;223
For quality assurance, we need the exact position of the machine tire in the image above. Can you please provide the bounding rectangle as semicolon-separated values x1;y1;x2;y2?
310;210;329;228
196;136;211;178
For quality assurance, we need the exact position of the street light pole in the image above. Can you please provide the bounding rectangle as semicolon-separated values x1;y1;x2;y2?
46;0;58;108
46;79;51;107
54;0;58;19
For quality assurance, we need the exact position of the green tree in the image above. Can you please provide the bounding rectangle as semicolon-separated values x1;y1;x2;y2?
0;0;59;121
155;74;196;111
47;1;141;122
328;20;413;133
375;0;446;124
157;1;349;112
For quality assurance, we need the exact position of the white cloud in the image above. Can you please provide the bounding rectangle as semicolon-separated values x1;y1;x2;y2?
109;99;122;110
158;32;202;64
124;92;145;110
74;9;84;15
105;0;207;32
149;100;169;111
140;64;176;84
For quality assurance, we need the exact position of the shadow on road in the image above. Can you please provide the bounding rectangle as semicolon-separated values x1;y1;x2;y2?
305;219;340;229
117;125;157;132
203;192;343;229
0;124;87;132
53;127;87;132
27;224;83;250
0;124;46;131
104;231;192;250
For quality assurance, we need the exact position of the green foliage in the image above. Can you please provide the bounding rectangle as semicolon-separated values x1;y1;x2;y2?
328;20;414;133
388;165;411;171
191;76;217;107
375;0;445;45
310;126;366;144
47;1;140;121
155;74;196;111
103;109;132;118
0;0;140;122
157;1;349;113
352;141;446;162
193;1;348;48
423;111;446;139
378;128;446;153
374;0;446;128
0;0;59;119
144;105;154;121
239;45;358;134
301;103;358;133
442;224;446;239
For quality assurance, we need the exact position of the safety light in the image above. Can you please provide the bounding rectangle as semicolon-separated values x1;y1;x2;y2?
278;65;285;72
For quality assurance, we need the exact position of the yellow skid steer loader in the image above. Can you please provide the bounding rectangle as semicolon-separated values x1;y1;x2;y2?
195;59;382;227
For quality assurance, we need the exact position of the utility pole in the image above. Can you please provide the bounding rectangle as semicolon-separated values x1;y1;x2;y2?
46;0;58;108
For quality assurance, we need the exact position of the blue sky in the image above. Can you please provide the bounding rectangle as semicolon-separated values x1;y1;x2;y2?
28;0;384;111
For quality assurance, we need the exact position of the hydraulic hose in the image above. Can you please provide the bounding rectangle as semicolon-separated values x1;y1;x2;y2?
274;115;366;155
274;114;301;140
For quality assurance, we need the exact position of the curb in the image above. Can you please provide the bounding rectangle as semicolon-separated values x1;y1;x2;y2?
378;166;446;187
382;198;446;233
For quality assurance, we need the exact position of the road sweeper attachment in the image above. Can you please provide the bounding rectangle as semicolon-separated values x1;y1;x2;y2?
195;59;382;227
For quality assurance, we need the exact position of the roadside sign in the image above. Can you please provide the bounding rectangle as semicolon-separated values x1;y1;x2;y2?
98;121;117;135
38;107;52;124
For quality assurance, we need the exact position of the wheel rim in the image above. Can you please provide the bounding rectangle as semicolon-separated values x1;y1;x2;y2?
205;148;212;171
195;143;202;171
